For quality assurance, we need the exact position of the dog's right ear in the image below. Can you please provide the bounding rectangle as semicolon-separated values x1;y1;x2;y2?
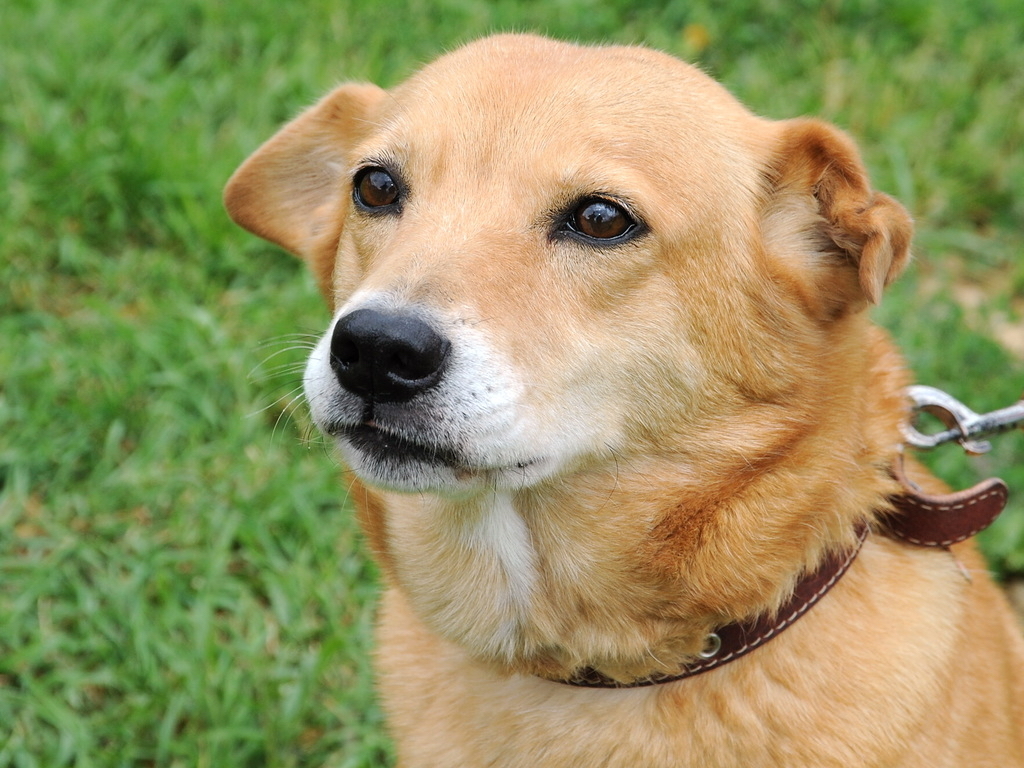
224;84;387;296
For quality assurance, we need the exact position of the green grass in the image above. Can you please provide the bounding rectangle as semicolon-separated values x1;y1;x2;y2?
2;1;1022;765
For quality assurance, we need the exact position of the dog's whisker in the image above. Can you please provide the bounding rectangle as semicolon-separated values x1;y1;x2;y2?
258;361;310;378
244;382;310;449
271;389;312;444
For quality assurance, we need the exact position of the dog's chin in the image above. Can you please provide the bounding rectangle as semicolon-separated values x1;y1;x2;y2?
331;423;549;494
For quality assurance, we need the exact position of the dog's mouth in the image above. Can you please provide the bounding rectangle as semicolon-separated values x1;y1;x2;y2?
324;418;545;491
336;421;466;469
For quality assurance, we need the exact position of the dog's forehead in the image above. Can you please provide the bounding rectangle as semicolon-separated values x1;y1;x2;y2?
411;35;697;99
374;35;762;163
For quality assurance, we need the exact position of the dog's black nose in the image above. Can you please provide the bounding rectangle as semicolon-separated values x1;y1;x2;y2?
329;309;450;403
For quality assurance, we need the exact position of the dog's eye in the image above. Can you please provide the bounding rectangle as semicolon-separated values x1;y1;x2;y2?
354;167;400;209
569;198;635;240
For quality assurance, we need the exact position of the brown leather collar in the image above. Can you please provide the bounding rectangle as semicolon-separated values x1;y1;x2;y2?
552;465;1009;689
880;457;1008;548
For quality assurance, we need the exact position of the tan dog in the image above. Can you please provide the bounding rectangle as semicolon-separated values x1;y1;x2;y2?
225;35;1024;767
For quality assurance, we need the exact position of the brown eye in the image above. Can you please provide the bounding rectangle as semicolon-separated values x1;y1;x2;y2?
354;167;400;209
571;198;634;240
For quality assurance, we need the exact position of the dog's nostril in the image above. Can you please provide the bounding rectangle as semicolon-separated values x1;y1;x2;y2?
332;335;360;366
389;348;438;381
330;308;450;403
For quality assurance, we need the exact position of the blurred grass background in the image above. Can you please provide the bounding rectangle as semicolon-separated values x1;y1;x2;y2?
2;0;1022;765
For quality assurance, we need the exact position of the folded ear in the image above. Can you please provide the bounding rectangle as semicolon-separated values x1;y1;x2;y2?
761;118;913;317
224;83;387;296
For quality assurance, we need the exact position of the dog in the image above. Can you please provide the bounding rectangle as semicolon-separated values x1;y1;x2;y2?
225;34;1024;767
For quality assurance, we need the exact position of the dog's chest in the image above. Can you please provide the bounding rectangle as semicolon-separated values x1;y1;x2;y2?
466;492;538;605
388;491;539;659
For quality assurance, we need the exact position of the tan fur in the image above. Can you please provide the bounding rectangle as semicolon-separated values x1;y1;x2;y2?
225;35;1024;767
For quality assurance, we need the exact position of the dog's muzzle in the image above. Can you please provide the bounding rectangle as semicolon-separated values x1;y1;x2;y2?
305;302;555;492
329;308;451;404
314;307;469;487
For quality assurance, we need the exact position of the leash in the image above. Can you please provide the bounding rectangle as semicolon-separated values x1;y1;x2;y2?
550;386;1019;689
903;385;1024;455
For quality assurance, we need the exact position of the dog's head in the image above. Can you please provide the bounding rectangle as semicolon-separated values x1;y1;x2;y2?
226;35;911;500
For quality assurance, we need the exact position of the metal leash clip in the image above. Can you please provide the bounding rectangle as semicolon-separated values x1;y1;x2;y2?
904;385;1024;455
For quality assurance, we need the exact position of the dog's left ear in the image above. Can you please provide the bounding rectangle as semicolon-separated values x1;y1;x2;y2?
224;83;387;296
761;118;913;315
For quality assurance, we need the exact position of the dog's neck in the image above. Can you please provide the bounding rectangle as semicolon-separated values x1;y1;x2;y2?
548;462;1010;687
364;459;899;683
